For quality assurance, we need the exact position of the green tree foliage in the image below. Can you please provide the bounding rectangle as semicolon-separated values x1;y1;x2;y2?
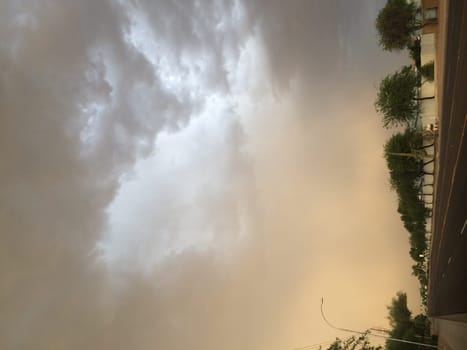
387;292;412;329
386;293;436;350
386;293;416;350
420;61;434;82
326;335;382;350
376;0;421;51
384;128;422;173
384;129;430;289
375;66;420;128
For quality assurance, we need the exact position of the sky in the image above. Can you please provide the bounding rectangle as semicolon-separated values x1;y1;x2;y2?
0;1;421;349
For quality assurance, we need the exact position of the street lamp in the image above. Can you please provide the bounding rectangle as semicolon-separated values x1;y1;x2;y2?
320;298;437;349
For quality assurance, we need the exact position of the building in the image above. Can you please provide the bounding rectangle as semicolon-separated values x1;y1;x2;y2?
421;0;439;34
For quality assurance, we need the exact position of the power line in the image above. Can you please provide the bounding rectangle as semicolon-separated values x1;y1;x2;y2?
320;298;437;349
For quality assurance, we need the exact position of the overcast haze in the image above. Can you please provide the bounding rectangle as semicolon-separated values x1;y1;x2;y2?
1;1;420;349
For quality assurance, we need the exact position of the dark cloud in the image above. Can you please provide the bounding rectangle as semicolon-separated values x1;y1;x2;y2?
0;1;419;349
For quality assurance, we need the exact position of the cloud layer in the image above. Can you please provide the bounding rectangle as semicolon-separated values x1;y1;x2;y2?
0;1;420;349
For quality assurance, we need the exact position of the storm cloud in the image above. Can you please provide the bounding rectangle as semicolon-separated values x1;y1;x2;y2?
0;1;419;349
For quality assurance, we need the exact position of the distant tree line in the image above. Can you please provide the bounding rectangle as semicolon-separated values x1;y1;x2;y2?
383;129;433;300
321;5;438;348
385;292;436;350
325;292;436;350
374;0;437;304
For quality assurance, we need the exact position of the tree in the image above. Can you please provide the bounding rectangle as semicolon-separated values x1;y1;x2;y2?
385;292;437;350
376;0;421;51
386;292;417;350
384;128;422;174
326;335;382;350
388;292;412;329
375;66;420;128
384;129;431;275
420;61;435;82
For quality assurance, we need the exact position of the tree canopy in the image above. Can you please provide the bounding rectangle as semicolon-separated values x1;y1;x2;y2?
385;292;436;350
375;66;419;128
420;61;435;82
324;293;436;350
376;0;420;51
326;335;381;350
384;128;422;176
387;292;412;330
384;129;430;289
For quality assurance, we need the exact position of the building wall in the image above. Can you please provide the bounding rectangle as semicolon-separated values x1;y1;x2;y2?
422;0;438;8
420;33;437;126
422;0;439;34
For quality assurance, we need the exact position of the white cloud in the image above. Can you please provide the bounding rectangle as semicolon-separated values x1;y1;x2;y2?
100;95;255;273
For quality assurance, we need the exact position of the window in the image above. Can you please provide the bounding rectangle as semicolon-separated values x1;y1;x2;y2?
424;8;438;21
